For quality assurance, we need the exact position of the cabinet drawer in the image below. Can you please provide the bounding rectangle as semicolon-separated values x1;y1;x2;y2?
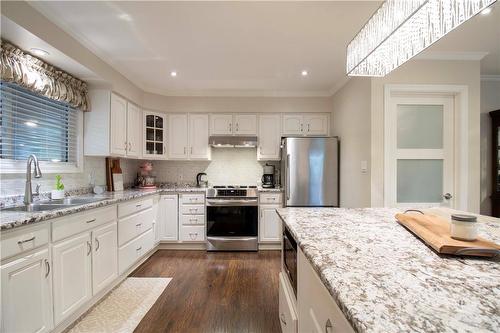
118;208;154;246
279;272;298;333
180;193;205;205
52;206;116;242
179;225;205;242
180;205;205;215
260;193;282;204
1;224;49;261
118;227;154;275
118;197;153;218
180;214;205;225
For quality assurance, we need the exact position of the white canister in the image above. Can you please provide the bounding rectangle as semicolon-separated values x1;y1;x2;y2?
51;189;65;200
450;214;477;241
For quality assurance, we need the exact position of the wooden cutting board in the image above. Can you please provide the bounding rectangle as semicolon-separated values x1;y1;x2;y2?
395;213;500;257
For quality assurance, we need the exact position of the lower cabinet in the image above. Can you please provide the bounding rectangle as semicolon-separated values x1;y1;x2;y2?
92;222;118;295
159;194;179;241
279;272;298;333
118;228;155;274
259;204;282;242
297;248;355;333
1;247;53;333
52;232;93;325
179;225;205;242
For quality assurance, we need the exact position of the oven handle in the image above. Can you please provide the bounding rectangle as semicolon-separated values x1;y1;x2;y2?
206;199;258;206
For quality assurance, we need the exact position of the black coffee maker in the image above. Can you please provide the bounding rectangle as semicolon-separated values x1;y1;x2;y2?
261;164;275;188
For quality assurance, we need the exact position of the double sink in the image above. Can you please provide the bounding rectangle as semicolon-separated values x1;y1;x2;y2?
2;197;108;212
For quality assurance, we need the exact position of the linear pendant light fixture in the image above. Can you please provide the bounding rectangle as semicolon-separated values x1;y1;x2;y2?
346;0;497;77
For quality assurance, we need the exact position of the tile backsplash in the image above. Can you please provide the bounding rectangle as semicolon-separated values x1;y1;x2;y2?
0;149;279;198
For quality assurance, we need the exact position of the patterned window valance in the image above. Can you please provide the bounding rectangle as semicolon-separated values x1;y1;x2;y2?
0;40;90;111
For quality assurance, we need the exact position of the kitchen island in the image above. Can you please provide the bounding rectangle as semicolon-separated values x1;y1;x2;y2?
277;207;500;333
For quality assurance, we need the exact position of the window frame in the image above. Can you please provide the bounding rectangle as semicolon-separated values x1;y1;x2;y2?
0;91;84;175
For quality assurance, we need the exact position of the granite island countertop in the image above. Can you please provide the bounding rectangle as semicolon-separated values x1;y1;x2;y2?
276;207;500;333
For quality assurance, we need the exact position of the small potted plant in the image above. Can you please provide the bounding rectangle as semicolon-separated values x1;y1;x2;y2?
51;175;65;199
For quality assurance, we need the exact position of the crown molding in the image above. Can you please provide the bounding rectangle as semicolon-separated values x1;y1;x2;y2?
142;86;333;98
481;75;500;82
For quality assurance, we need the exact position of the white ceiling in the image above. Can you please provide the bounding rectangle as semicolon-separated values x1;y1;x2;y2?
27;1;382;97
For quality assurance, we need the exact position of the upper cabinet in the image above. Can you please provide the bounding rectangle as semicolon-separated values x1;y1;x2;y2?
282;113;329;137
143;112;167;159
84;91;142;158
258;114;281;160
210;113;257;136
169;114;210;160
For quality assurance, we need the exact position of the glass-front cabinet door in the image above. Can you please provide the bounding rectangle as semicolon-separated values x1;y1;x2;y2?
143;111;167;159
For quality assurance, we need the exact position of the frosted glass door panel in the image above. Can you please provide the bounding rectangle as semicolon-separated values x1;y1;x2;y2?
397;159;443;203
397;104;443;149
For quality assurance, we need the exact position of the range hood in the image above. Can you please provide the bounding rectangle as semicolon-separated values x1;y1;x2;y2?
209;136;258;148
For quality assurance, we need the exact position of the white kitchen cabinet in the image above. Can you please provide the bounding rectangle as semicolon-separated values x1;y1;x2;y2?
110;93;128;156
159;194;179;241
303;114;329;136
92;222;118;295
282;114;304;136
168;113;189;159
210;114;233;135
259;205;281;242
234;114;257;135
189;114;211;159
279;272;298;333
1;248;53;333
85;90;142;157
126;102;142;157
258;114;281;160
143;111;167;159
52;231;92;325
180;225;205;242
282;113;330;137
152;196;161;244
298;248;355;333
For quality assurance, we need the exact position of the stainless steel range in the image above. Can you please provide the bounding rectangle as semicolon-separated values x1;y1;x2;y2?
206;186;258;251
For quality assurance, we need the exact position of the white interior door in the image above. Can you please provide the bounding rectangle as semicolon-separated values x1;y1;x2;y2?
385;96;454;208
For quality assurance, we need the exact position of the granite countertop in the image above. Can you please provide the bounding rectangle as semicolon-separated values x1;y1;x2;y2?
0;185;282;230
276;207;500;333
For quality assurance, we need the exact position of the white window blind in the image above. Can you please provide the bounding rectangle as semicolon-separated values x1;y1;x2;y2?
0;81;79;164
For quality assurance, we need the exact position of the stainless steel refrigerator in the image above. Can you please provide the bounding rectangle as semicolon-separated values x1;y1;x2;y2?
281;137;339;207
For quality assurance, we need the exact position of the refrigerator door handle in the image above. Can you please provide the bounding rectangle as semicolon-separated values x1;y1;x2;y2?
286;154;290;201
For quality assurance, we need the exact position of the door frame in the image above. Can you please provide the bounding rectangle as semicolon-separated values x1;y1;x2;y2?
384;84;469;210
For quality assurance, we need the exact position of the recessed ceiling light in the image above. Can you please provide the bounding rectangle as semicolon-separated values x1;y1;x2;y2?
30;48;49;57
481;7;492;15
118;13;132;21
301;70;308;76
24;121;38;127
170;71;177;77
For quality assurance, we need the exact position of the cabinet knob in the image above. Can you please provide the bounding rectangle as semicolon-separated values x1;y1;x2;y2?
325;319;333;333
280;313;287;325
44;259;51;278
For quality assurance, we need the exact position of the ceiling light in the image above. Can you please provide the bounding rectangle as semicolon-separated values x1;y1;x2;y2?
170;71;177;77
24;121;38;127
347;0;497;77
30;48;49;57
301;70;308;76
481;6;492;14
118;13;132;21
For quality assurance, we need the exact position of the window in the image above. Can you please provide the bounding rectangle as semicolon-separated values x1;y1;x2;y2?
0;81;82;173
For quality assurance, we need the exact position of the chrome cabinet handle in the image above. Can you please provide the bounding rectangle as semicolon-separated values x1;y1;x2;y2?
300;123;303;132
236;123;239;131
124;141;127;151
95;237;100;251
184;147;187;155
136;246;142;251
136;204;142;207
136;223;142;227
44;259;50;278
307;123;310;132
163;144;166;155
325;319;333;333
280;313;287;325
87;241;92;256
86;218;96;224
128;142;132;151
18;236;35;244
443;193;453;200
189;218;197;222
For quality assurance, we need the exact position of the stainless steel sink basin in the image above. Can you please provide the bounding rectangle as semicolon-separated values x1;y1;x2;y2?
2;203;77;212
1;197;107;212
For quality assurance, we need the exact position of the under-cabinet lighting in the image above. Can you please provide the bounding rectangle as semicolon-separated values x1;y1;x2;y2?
30;48;49;57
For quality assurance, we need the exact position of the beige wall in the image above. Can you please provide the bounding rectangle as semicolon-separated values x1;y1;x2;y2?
331;78;371;208
1;1;143;105
480;79;500;215
143;92;333;114
370;60;481;212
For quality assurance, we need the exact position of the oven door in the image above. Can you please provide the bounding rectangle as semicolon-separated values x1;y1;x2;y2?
206;199;258;237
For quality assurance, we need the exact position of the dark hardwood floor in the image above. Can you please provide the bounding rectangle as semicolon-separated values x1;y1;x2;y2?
131;250;281;333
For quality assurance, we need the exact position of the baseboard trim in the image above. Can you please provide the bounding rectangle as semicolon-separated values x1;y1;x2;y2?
259;243;281;250
158;242;207;250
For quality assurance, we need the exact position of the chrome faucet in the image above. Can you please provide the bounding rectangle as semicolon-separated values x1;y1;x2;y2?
24;154;42;205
